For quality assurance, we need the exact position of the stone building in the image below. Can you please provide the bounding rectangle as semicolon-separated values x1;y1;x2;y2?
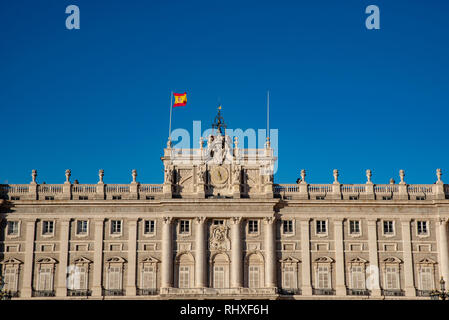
1;112;448;300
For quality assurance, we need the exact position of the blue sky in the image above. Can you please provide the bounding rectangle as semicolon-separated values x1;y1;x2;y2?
0;0;448;185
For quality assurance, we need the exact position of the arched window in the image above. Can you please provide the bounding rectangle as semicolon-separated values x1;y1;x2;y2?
176;253;194;289
245;252;264;289
210;253;230;289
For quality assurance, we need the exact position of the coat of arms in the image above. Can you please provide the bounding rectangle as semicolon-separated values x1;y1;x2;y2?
209;225;230;251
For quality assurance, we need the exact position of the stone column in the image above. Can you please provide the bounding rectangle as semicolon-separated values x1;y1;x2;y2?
264;216;277;288
367;219;381;296
401;219;415;296
92;219;104;297
22;219;36;298
161;217;173;289
334;219;346;295
195;217;207;288
438;218;449;283
230;217;243;288
300;219;312;296
126;219;138;296
56;219;71;297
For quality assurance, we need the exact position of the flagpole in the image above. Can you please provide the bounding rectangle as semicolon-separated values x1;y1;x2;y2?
168;91;173;144
267;90;270;140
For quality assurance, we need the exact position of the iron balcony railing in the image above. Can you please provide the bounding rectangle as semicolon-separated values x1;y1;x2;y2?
347;289;370;296
32;290;55;297
67;289;92;296
382;289;405;296
103;289;125;296
312;288;335;296
137;288;159;296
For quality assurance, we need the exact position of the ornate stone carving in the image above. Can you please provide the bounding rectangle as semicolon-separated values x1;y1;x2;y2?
163;216;173;224
209;225;230;251
197;166;205;184
232;165;240;184
230;217;242;225
164;166;173;184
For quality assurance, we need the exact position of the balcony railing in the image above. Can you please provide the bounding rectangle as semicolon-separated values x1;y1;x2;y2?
347;289;370;296
416;289;432;297
279;288;302;295
137;288;159;296
382;289;405;296
32;290;55;297
312;288;336;296
103;289;125;296
67;289;92;296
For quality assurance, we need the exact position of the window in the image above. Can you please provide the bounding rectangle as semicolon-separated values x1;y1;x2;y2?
141;265;156;289
382;196;392;200
349;196;358;200
112;195;121;200
10;196;20;201
108;266;122;290
351;266;365;289
349;220;360;235
316;196;325;200
317;265;330;289
38;266;53;291
79;196;88;200
416;196;425;201
180;220;190;234
76;220;88;235
144;220;155;234
68;266;88;290
179;266;190;288
385;266;399;289
283;220;293;234
283;265;295;289
42;221;54;235
3;267;18;292
249;266;260;288
213;220;224;225
146;196;155;200
111;220;122;235
419;267;434;291
7;221;19;236
316;220;327;234
248;220;259;234
383;221;394;235
213;266;225;288
417;221;428;236
45;196;54;200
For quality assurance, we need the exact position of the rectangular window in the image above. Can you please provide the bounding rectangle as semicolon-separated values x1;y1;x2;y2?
108;266;121;290
283;220;293;234
249;266;260;288
349;220;360;235
213;220;224;225
78;196;88;200
382;196;392;200
42;221;54;235
351;266;365;289
180;220;190;234
419;266;433;291
248;220;259;234
45;196;55;200
38;267;53;291
316;220;327;234
317;265;330;289
213;266;225;288
349;196;358;200
383;221;394;235
385;266;399;289
316;196;325;200
4;267;17;292
68;266;87;290
76;220;88;235
283;265;295;289
7;221;19;236
112;195;121;200
146;196;155;200
141;266;156;289
416;196;425;201
10;196;20;201
417;221;428;235
111;220;122;234
144;220;155;234
179;266;190;288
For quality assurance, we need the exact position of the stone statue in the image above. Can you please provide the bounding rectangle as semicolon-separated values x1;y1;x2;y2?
98;169;104;183
65;169;71;183
233;166;240;184
165;166;173;184
333;169;339;184
197;166;205;184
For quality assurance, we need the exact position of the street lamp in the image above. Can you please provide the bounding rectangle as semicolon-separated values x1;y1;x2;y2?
430;277;449;300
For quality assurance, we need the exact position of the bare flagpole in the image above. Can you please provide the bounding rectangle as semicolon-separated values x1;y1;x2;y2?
267;90;270;142
168;91;173;146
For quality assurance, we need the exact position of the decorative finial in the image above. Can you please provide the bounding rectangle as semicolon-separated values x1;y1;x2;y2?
333;169;339;184
65;169;71;183
132;169;137;183
366;169;372;184
399;169;405;184
98;169;104;183
212;105;227;135
265;136;271;149
436;168;443;184
31;169;37;184
390;178;395;184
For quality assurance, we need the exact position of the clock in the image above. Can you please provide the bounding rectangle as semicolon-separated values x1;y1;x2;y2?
210;166;229;185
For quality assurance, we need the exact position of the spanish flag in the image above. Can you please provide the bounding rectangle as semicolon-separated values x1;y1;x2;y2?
173;92;187;107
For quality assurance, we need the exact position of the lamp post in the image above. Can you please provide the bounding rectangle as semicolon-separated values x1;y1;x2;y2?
430;277;449;300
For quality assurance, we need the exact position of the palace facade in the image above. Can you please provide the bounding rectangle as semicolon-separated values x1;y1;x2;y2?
1;113;449;300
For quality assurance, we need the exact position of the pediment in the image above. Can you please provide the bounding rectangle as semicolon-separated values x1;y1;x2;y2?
349;256;368;264
106;256;126;263
141;256;160;263
1;257;23;265
73;257;92;264
383;257;402;264
314;256;334;263
37;257;58;264
419;257;436;264
280;256;300;263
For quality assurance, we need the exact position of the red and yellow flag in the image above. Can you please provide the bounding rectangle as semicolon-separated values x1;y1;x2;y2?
173;92;187;107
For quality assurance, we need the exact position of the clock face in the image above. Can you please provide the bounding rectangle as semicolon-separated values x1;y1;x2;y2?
210;166;228;185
